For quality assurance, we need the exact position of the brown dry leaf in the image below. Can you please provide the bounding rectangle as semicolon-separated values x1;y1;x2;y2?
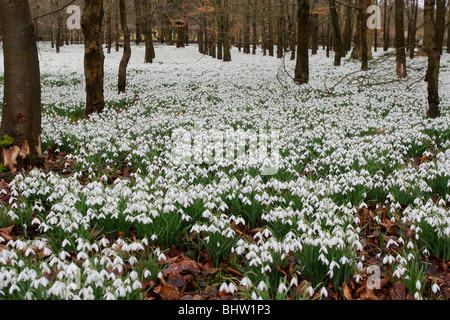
360;287;379;300
0;226;13;242
157;279;181;301
276;264;287;276
167;271;185;290
226;267;243;277
342;282;353;300
201;262;218;275
389;281;407;300
163;256;201;277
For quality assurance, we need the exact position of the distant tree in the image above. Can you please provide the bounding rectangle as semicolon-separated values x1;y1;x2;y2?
0;0;42;172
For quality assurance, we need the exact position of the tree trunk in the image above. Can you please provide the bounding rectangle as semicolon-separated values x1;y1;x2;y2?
360;0;368;70
311;14;319;55
244;1;251;54
118;0;131;94
424;0;440;118
82;0;105;117
0;0;42;172
395;0;407;78
447;10;450;54
342;0;353;54
383;0;389;51
252;0;257;55
107;10;112;54
295;0;309;84
276;0;283;58
223;0;231;61
176;22;186;48
268;0;274;56
434;0;446;54
329;0;343;66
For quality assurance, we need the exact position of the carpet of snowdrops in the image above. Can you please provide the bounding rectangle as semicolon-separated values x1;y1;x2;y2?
0;42;449;300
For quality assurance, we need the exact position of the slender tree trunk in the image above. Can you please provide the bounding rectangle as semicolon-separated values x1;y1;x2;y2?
383;0;389;51
82;0;105;116
118;0;131;94
295;0;309;84
252;0;257;55
0;0;42;172
244;0;251;54
424;0;440;118
342;0;353;54
268;0;274;56
223;0;231;61
395;0;407;78
329;0;343;66
311;14;319;55
360;0;368;70
276;0;283;58
107;10;112;54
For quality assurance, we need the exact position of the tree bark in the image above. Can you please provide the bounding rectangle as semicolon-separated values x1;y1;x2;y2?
383;0;390;51
395;0;407;78
360;0;368;70
294;0;309;84
118;0;131;94
342;0;353;54
82;0;105;116
223;0;231;61
424;0;440;118
434;0;446;54
0;0;42;172
329;0;343;66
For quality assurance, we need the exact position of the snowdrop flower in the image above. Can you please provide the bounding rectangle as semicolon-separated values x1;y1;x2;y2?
320;287;328;297
278;282;288;294
240;277;252;289
257;281;267;292
432;283;440;293
415;280;421;291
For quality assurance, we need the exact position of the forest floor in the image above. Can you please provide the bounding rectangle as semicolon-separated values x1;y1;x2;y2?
0;43;449;300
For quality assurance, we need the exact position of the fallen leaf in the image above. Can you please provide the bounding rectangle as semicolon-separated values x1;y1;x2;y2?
389;281;407;300
0;226;13;242
342;282;353;300
157;279;180;300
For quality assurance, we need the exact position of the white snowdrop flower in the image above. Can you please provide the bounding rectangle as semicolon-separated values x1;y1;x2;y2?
432;283;440;293
257;281;267;291
414;292;422;300
143;270;152;279
415;280;421;291
386;239;398;248
306;286;314;297
132;280;142;290
289;277;298;287
240;277;252;289
320;287;328;297
157;272;163;279
61;239;71;248
278;282;288;294
9;284;20;294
